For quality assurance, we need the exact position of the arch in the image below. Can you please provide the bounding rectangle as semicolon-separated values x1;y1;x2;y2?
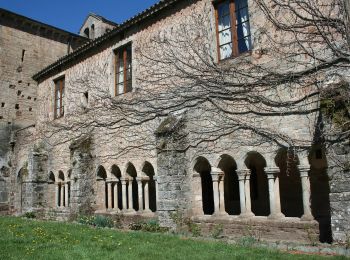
83;27;90;38
194;156;214;215
58;171;65;181
142;161;157;212
111;164;122;210
126;162;139;211
217;154;240;215
48;171;55;183
275;148;303;218
309;146;332;243
90;24;95;39
96;165;108;209
96;165;107;179
244;151;269;216
16;167;27;213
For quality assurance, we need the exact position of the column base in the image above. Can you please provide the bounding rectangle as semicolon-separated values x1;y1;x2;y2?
213;211;229;217
268;212;285;220
239;212;255;218
301;214;314;221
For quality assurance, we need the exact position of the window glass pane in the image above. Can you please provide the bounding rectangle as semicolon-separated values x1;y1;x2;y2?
118;83;124;95
220;43;232;59
126;68;132;81
117;72;124;84
235;0;251;53
218;14;231;31
219;28;232;46
218;1;230;17
126;80;132;93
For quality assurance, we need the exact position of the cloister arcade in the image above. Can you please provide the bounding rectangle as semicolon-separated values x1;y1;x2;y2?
192;148;331;242
47;170;71;208
96;161;157;214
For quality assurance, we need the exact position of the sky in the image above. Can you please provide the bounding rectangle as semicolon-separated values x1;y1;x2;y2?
0;0;160;34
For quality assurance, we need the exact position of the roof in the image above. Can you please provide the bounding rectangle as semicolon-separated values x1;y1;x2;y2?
79;13;118;32
0;8;87;42
33;0;183;81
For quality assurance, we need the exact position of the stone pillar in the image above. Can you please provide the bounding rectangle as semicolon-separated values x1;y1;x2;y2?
55;183;60;207
299;165;314;221
144;177;151;212
154;176;158;211
60;183;65;208
237;172;246;215
128;177;134;211
65;182;69;207
212;167;227;215
113;181;119;210
266;167;284;219
121;178;127;210
244;171;254;217
212;173;220;215
136;177;143;212
107;181;113;209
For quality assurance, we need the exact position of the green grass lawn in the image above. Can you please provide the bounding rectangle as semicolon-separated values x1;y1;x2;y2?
0;216;344;260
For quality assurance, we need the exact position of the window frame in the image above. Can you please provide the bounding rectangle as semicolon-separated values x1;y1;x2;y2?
114;44;132;96
54;76;65;119
214;0;252;61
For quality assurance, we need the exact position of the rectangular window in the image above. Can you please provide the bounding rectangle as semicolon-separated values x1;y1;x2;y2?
215;0;252;60
54;77;65;119
115;44;132;95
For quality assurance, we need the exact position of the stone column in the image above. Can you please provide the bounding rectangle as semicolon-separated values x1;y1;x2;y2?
143;177;151;212
60;183;65;208
212;173;220;215
55;183;60;207
237;172;246;215
266;167;284;219
121;178;127;210
299;165;314;221
212;167;227;215
244;171;254;217
154;176;158;211
136;177;143;212
65;182;69;207
113;181;119;210
107;181;113;209
128;177;134;211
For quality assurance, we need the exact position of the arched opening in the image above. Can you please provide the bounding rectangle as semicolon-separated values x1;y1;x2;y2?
142;161;157;212
17;167;27;213
111;165;122;210
96;166;107;210
218;154;240;215
309;146;332;243
194;157;214;215
83;27;90;38
48;172;56;208
58;171;65;207
244;152;269;216
126;163;138;211
91;24;95;39
276;149;303;218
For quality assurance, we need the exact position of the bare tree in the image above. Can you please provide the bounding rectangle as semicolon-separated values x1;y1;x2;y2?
33;0;349;167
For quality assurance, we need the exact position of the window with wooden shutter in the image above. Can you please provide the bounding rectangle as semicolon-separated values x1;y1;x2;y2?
115;44;132;95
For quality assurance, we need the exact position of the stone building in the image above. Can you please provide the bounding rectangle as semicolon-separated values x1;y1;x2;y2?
1;0;349;244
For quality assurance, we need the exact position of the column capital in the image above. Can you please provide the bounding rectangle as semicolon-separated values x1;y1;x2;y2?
265;167;280;179
128;176;134;181
142;176;150;181
136;177;143;182
211;173;220;182
298;165;310;177
211;167;224;176
120;177;128;184
237;168;250;179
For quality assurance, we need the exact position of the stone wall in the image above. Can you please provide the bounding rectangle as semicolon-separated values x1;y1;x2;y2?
328;139;350;242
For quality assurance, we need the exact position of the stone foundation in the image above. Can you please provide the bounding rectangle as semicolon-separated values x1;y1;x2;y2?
192;216;319;244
